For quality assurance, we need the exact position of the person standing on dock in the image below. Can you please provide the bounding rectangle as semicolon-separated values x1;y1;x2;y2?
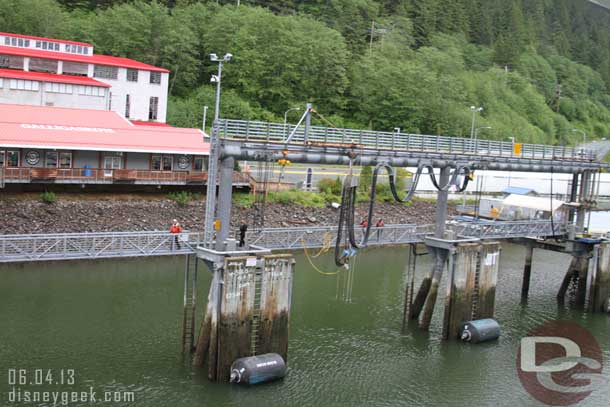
170;219;183;249
238;224;248;247
376;219;385;241
360;218;368;234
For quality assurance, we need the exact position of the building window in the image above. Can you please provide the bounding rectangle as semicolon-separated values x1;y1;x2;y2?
126;69;138;82
0;78;3;87
6;150;19;167
0;151;4;167
149;71;161;84
125;94;130;118
0;54;24;70
193;157;206;172
0;55;8;68
62;61;88;76
3;37;9;45
149;96;159;120
10;79;39;91
45;82;73;94
29;58;58;73
45;152;57;168
11;38;16;46
76;85;105;97
59;152;72;169
94;65;118;80
151;155;172;171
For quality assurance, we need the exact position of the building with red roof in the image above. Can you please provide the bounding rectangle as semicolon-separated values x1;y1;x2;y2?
0;31;169;123
0;104;252;188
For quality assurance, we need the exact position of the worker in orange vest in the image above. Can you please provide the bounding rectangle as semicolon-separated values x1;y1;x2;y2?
375;218;385;241
170;219;183;249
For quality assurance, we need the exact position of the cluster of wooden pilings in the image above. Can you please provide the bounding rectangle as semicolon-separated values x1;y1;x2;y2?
404;238;502;339
552;241;610;312
190;254;295;382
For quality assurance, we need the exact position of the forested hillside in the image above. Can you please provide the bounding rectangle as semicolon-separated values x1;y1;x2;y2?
2;0;610;145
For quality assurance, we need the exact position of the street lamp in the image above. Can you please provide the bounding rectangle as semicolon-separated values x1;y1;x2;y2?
210;53;233;126
571;128;586;145
470;106;483;139
284;107;301;126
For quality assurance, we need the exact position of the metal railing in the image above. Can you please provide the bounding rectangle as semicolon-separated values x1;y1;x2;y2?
449;220;566;239
218;119;596;161
248;224;435;250
0;231;202;262
0;221;565;263
0;167;253;186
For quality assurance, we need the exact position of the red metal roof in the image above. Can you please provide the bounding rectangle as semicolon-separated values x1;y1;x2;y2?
0;45;169;73
0;32;91;47
130;120;173;127
0;104;208;155
0;69;110;87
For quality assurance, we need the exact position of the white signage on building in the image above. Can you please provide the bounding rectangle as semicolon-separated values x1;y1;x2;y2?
21;123;115;133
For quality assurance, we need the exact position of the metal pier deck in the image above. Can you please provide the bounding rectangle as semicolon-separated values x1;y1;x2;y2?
0;220;565;263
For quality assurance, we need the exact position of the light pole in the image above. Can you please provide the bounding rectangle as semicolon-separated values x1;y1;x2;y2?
204;52;232;248
202;105;208;133
470;106;483;139
283;107;300;137
507;137;515;187
474;126;492;142
210;53;233;126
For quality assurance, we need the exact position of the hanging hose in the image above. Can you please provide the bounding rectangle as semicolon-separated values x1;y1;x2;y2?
550;165;556;237
334;174;354;266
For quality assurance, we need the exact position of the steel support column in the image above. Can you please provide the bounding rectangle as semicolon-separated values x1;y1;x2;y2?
215;157;235;251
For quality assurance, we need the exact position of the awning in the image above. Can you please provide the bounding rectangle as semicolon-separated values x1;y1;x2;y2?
0;103;209;155
502;194;564;212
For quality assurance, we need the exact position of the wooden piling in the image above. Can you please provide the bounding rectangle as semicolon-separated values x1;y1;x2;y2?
521;244;534;301
192;270;218;368
420;248;449;330
477;242;501;319
258;255;295;360
207;269;221;381
590;243;610;313
216;257;258;381
442;243;479;340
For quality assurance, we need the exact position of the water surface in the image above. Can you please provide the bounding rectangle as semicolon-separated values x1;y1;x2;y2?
1;244;608;406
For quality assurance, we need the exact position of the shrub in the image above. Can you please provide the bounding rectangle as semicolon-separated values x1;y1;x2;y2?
233;192;254;208
167;191;193;206
40;191;57;204
269;190;326;208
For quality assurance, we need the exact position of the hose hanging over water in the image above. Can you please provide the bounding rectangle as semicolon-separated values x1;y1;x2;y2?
334;161;472;265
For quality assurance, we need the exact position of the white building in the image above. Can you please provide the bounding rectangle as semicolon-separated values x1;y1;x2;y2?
0;32;169;123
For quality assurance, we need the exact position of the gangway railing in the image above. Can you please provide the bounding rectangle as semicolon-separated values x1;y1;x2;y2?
248;224;435;250
0;231;202;263
218;119;596;161
0;221;566;263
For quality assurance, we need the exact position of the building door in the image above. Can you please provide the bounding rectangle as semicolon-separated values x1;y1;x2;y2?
103;156;122;176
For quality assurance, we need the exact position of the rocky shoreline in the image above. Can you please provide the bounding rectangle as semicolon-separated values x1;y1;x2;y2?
0;194;451;235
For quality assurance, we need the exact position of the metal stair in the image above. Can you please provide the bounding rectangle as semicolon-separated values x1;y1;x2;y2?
182;255;198;354
250;270;263;355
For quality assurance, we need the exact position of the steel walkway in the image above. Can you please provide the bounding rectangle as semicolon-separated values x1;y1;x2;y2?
0;231;203;263
0;221;566;263
217;119;609;173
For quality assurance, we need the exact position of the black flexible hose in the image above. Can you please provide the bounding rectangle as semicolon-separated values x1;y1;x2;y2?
335;175;352;266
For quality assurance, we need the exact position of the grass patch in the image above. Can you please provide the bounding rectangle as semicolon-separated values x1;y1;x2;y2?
268;190;326;208
167;191;194;206
40;191;57;204
233;192;254;208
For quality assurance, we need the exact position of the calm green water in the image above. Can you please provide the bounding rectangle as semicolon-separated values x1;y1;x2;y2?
1;244;609;407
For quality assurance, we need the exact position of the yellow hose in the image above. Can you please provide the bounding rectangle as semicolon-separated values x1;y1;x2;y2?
302;238;345;276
